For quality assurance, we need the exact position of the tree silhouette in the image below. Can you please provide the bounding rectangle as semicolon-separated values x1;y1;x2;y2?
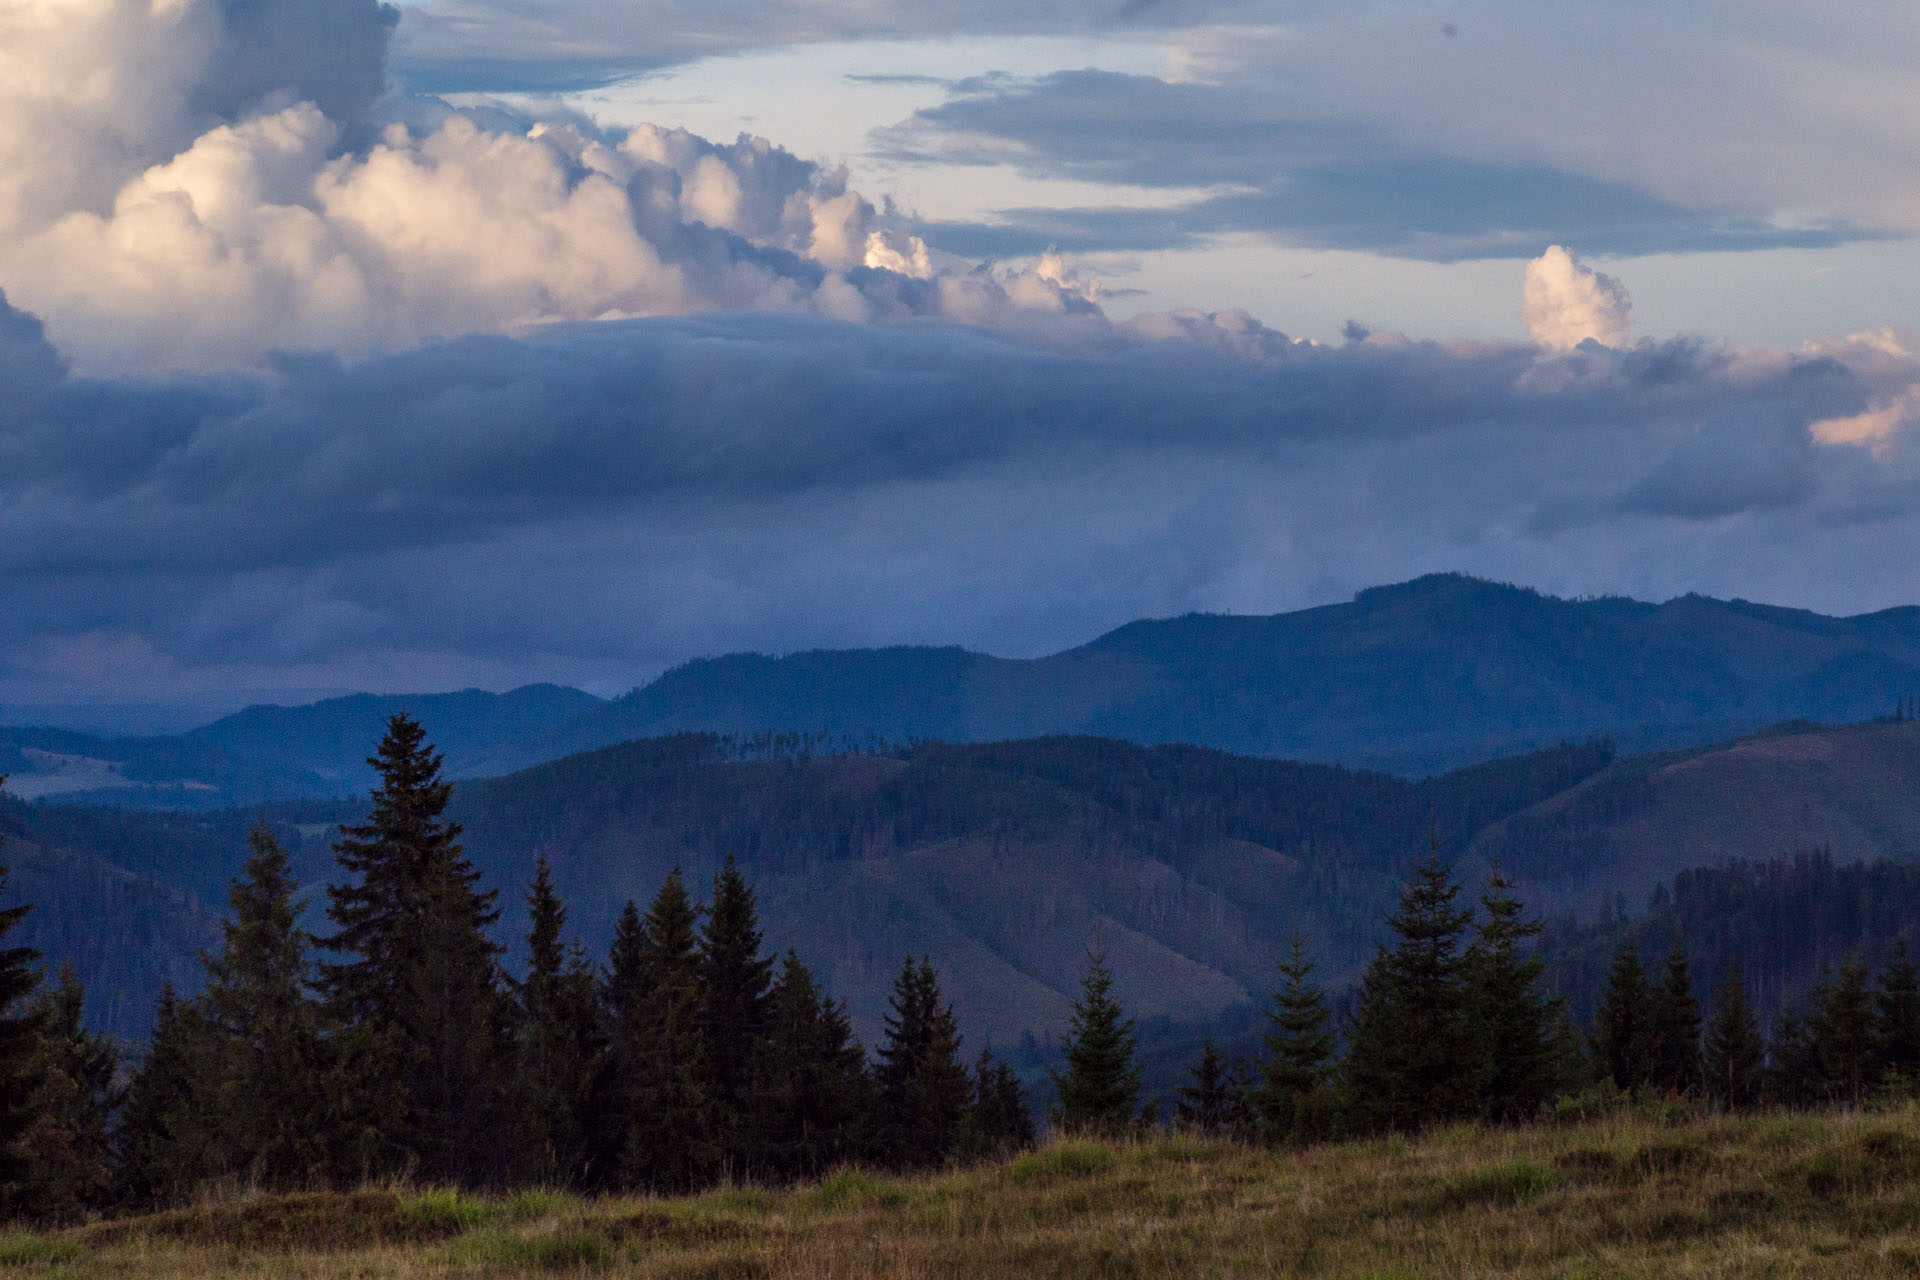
1050;942;1142;1136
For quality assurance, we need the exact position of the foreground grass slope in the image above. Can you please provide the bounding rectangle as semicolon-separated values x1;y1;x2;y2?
13;1107;1920;1277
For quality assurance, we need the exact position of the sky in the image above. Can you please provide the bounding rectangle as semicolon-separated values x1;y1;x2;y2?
4;0;1920;718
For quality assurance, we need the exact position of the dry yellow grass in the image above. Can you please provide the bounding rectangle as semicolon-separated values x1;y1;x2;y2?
11;1105;1920;1277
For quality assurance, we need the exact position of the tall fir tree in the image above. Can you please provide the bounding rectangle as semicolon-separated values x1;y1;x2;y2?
700;856;775;1170
320;714;507;1184
0;829;45;1205
1465;866;1552;1121
202;825;329;1187
745;952;873;1180
1813;952;1876;1106
1343;843;1475;1132
1050;944;1143;1136
511;857;598;1186
1702;960;1765;1112
1874;941;1920;1085
1254;934;1334;1142
1649;939;1704;1097
875;956;971;1167
591;899;646;1187
605;871;717;1192
1592;943;1656;1091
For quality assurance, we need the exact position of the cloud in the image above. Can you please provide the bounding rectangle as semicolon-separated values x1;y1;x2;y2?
883;69;1870;263
390;0;1279;91
1522;246;1632;350
0;0;1108;373
4;281;1920;703
1617;403;1817;520
387;2;1920;262
194;0;398;127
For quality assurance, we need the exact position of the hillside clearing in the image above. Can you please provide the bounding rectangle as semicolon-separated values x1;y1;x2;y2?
11;1106;1920;1277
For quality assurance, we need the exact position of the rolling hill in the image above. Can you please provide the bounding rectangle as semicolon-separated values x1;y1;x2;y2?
13;573;1920;806
478;573;1920;777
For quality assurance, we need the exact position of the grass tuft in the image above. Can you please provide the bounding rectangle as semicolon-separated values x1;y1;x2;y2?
811;1167;906;1211
1008;1139;1116;1184
0;1232;83;1267
1442;1158;1554;1208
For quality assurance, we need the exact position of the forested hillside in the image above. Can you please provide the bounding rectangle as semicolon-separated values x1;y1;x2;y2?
1538;851;1920;1031
11;716;1920;1053
1470;717;1920;915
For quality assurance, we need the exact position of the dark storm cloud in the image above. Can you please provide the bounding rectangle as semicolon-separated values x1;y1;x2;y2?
8;287;1920;699
889;70;1874;262
193;0;399;127
1619;404;1820;521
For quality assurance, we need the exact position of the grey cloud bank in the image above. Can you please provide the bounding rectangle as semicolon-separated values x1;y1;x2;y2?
890;69;1873;263
6;286;1920;703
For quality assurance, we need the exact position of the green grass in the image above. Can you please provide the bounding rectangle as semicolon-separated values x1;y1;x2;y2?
18;1107;1920;1275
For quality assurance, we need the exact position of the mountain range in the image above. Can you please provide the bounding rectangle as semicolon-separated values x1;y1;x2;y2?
10;573;1920;807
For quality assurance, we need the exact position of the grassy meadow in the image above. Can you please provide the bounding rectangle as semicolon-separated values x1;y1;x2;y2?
10;1106;1920;1277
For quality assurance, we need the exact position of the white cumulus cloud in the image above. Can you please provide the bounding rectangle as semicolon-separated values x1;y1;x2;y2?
0;0;1123;373
1521;245;1632;350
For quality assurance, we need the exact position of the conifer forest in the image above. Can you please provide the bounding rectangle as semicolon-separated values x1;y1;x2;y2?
6;713;1920;1235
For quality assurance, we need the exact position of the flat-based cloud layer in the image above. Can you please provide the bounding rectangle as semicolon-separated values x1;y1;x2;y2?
4;283;1920;703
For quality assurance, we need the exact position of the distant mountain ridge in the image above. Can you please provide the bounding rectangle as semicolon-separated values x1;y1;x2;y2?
480;573;1920;776
12;572;1920;805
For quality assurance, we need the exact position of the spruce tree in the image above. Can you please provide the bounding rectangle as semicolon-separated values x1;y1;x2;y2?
1592;943;1656;1091
1649;939;1704;1096
700;856;774;1169
1545;1003;1597;1097
21;965;117;1221
115;988;218;1208
511;857;596;1185
875;956;971;1167
1254;934;1333;1142
321;714;507;1184
0;840;45;1202
590;899;646;1187
1050;945;1143;1136
201;825;328;1187
1465;866;1552;1120
1175;1040;1234;1136
746;952;872;1180
964;1050;1034;1158
1343;844;1475;1132
1875;941;1920;1086
1814;952;1876;1105
1702;960;1764;1112
605;871;716;1192
1768;1003;1820;1109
